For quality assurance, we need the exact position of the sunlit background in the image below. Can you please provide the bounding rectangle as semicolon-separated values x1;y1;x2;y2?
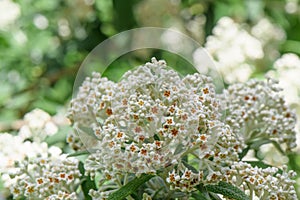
1;0;300;198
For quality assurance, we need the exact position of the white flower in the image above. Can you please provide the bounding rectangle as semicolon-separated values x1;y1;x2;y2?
272;53;300;105
5;152;81;200
251;18;285;45
223;77;297;151
195;17;285;84
268;53;300;150
0;0;20;30
225;162;297;200
0;133;48;174
19;109;58;142
201;17;264;83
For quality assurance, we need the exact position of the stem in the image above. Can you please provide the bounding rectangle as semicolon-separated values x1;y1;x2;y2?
115;174;123;187
123;173;128;185
246;182;254;200
126;195;135;200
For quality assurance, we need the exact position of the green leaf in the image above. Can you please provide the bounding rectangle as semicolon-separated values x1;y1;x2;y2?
191;192;209;200
196;184;211;200
249;139;272;150
270;140;285;155
45;126;69;145
246;160;271;169
209;192;223;200
174;143;184;155
108;174;155;200
238;146;249;160
67;149;91;157
78;161;97;200
182;160;198;173
206;181;250;200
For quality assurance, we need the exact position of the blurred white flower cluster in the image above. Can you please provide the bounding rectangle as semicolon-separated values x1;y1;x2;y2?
0;109;81;199
0;0;20;30
0;109;59;174
0;133;48;175
194;17;285;84
19;108;59;142
271;53;300;108
268;53;300;151
68;58;297;199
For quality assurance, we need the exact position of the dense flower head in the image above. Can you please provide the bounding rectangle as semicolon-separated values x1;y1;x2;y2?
68;58;241;181
67;58;298;199
251;18;285;46
7;152;81;200
203;17;264;83
223;77;297;151
0;133;49;175
166;121;240;192
225;162;297;200
269;53;300;150
19;108;58;142
271;53;300;105
196;17;285;84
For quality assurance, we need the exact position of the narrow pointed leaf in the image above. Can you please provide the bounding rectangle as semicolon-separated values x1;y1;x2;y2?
108;174;154;200
67;149;91;157
191;192;210;200
206;181;250;200
78;161;96;200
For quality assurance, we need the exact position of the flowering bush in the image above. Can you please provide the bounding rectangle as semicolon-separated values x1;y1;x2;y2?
0;59;299;200
66;58;297;199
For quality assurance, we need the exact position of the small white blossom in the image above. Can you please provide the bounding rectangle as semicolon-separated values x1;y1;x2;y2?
0;0;20;30
224;162;297;200
19;108;59;142
202;17;264;83
223;77;297;151
195;17;285;84
5;151;81;200
0;133;49;176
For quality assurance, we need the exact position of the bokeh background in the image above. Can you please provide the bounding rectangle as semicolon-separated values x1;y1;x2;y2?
1;0;300;198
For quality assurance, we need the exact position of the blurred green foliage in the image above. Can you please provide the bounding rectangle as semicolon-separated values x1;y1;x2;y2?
1;0;300;122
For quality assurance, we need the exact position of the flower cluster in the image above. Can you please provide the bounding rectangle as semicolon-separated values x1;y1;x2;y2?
203;17;263;83
0;0;20;30
0;133;48;175
0;109;82;199
268;53;300;150
67;58;298;199
7;153;81;200
271;53;300;106
68;58;240;181
195;17;285;84
225;162;297;200
19;108;58;142
68;58;242;196
0;109;62;176
251;18;286;46
166;122;240;192
223;77;297;151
